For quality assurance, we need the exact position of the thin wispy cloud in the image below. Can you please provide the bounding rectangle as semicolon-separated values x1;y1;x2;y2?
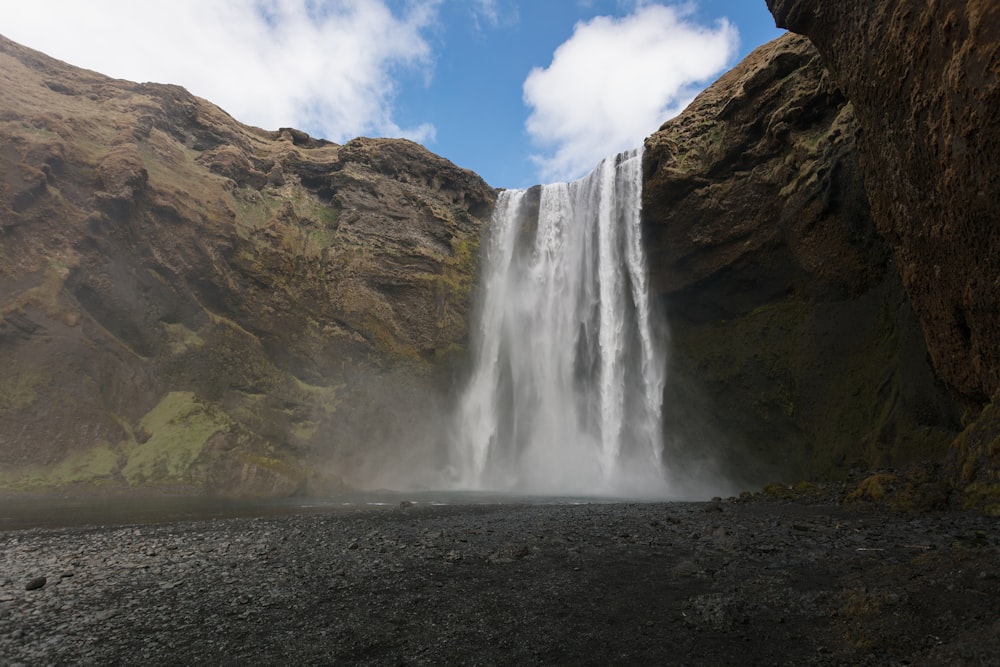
473;0;501;28
523;3;738;183
468;0;520;33
2;0;440;143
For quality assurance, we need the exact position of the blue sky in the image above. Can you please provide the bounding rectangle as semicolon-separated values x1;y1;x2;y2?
2;1;783;189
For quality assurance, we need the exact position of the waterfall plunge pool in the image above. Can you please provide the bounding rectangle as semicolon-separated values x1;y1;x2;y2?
0;489;686;531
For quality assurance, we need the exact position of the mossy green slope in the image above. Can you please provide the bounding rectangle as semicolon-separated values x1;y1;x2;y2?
0;34;494;497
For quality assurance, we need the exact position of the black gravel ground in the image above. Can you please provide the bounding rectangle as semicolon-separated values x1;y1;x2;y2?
2;499;999;666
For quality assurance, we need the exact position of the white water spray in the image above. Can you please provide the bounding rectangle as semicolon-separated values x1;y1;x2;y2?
451;149;669;496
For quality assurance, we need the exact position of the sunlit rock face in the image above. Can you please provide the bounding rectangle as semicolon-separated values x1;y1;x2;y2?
766;0;1000;502
0;34;494;497
642;34;960;485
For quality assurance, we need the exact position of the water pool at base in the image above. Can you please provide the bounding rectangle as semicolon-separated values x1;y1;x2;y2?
0;489;672;531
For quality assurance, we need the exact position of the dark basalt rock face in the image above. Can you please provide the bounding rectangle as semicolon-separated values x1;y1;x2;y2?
766;0;1000;407
643;34;960;486
765;0;1000;504
0;34;494;497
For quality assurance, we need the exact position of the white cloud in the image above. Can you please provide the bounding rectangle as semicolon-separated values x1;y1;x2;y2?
469;0;519;32
523;3;738;183
1;0;440;143
473;0;501;27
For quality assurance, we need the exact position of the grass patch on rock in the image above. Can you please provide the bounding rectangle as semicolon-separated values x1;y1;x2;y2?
122;391;232;486
0;441;122;491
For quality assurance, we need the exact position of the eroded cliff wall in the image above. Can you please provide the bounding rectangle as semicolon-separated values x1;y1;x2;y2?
766;0;1000;501
0;35;494;496
767;0;999;406
643;34;960;486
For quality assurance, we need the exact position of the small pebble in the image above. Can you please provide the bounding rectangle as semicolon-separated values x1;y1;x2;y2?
25;577;47;591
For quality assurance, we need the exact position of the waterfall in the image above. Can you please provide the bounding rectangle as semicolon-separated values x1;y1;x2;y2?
451;148;668;497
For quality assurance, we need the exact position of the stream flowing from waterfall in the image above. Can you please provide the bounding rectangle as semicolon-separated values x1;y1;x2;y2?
451;148;669;496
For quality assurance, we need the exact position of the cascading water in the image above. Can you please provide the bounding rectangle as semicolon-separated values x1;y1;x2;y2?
451;148;669;497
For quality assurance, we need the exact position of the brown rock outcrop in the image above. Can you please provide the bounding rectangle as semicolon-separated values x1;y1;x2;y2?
766;0;1000;502
765;0;1000;407
0;34;493;496
643;34;959;484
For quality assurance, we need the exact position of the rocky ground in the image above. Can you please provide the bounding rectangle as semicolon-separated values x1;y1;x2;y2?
1;498;998;666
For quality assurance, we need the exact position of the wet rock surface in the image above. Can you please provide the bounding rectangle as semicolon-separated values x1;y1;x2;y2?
1;500;998;666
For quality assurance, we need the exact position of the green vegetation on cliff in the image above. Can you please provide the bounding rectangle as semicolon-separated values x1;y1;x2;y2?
0;35;494;498
122;392;230;486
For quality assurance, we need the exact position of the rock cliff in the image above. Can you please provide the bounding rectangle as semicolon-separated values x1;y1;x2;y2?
0;35;493;496
767;0;999;406
765;0;1000;502
4;1;996;501
644;34;960;485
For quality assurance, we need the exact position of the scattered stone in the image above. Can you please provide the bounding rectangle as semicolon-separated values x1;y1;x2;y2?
0;501;998;665
488;543;532;563
24;576;46;591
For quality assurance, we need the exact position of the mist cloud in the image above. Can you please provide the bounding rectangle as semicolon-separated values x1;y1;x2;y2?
523;3;738;183
2;0;440;143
